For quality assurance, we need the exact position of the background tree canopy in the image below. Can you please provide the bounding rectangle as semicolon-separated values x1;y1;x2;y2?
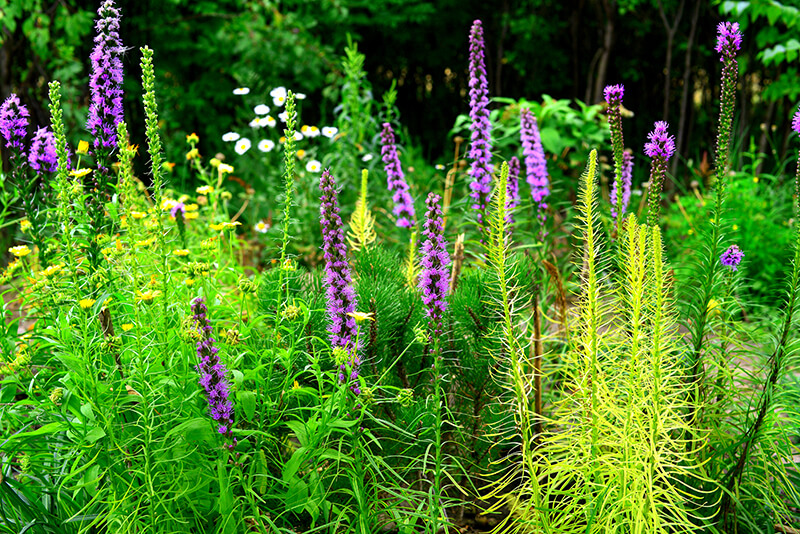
2;0;800;183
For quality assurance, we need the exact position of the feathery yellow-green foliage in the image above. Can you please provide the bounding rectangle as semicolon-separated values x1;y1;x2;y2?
348;168;377;251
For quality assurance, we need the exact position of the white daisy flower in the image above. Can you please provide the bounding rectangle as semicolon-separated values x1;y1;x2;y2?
249;117;263;128
295;93;307;100
222;132;240;142
265;116;277;128
435;164;445;170
308;125;320;137
362;154;373;162
254;104;270;115
233;87;250;95
270;87;287;99
254;220;270;233
293;131;303;141
258;139;275;152
305;160;321;173
278;111;291;123
321;126;338;139
234;138;252;155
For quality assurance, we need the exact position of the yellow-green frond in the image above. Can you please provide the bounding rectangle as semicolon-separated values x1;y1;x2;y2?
347;169;377;251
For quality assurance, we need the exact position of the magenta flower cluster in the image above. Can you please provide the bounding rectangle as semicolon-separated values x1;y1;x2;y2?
87;0;125;150
0;94;29;153
319;169;358;351
419;193;450;333
715;22;743;60
644;121;676;160
720;244;744;271
28;127;58;174
506;156;521;227
467;19;493;224
520;108;549;206
792;106;800;135
380;123;416;228
610;151;633;221
191;297;235;440
644;121;676;226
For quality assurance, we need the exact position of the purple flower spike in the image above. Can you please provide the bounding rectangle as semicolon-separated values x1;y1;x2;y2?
716;22;743;60
720;244;744;271
28;127;58;174
467;20;493;227
604;84;624;105
87;0;125;150
792;105;800;135
0;94;29;154
644;121;676;227
191;297;236;445
380;123;416;228
520;108;549;230
170;202;186;219
419;193;450;335
610;151;633;222
319;169;358;351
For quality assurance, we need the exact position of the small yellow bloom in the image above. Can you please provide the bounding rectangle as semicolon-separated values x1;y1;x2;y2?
209;158;221;168
173;249;190;257
688;228;695;235
185;278;195;287
186;148;200;160
223;221;242;230
753;176;759;183
136;290;162;304
184;211;199;220
218;163;234;174
196;185;214;195
69;168;92;178
131;211;146;219
135;238;156;247
347;311;375;323
279;136;286;144
296;149;306;159
732;224;739;231
79;298;96;310
121;324;134;332
292;380;300;390
210;222;225;231
163;161;176;172
42;264;63;278
184;203;199;212
9;245;31;257
186;132;199;144
161;198;178;211
76;140;90;155
20;219;31;232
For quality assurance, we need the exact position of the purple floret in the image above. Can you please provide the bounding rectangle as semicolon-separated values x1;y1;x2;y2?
715;22;743;60
720;244;744;271
467;20;493;224
419;193;450;333
380;123;416;228
0;94;29;153
28;127;58;173
610;151;633;221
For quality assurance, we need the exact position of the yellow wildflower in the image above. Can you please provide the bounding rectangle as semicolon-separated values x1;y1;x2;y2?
210;222;225;231
9;245;31;257
279;136;286;144
173;249;190;257
209;158;221;168
184;203;199;212
163;161;176;172
79;298;96;310
347;311;375;323
76;140;90;154
42;264;63;278
753;176;759;183
20;219;31;232
196;185;214;195
184;211;199;220
136;290;162;305
218;163;234;174
186;132;199;144
135;238;156;247
69;168;92;178
121;324;134;332
732;224;739;231
186;148;200;160
185;278;195;287
161;198;178;211
131;211;146;219
296;149;306;159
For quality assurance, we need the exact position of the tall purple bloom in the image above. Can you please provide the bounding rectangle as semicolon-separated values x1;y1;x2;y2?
319;169;358;351
714;22;743;201
28;127;58;174
467;20;493;227
87;0;125;151
0;94;29;154
505;156;521;228
720;244;744;271
644;121;676;227
520;108;549;230
793;105;800;212
610;151;633;222
380;123;416;228
604;84;626;226
191;297;236;444
419;193;450;336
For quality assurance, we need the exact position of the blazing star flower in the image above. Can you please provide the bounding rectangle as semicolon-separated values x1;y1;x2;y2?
319;169;358;351
258;139;275;152
222;132;240;142
0;93;29;153
234;138;251;155
191;297;236;443
520;108;549;232
792;105;800;135
715;22;742;60
322;126;338;139
380;123;416;228
28;127;58;173
306;160;321;173
419;193;450;337
233;87;250;95
506;156;521;228
604;84;627;224
467;19;493;226
254;104;270;115
644;121;676;227
610;150;633;222
170;202;186;219
87;0;125;150
720;244;744;271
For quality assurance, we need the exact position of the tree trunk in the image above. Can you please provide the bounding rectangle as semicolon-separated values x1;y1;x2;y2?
672;0;702;179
